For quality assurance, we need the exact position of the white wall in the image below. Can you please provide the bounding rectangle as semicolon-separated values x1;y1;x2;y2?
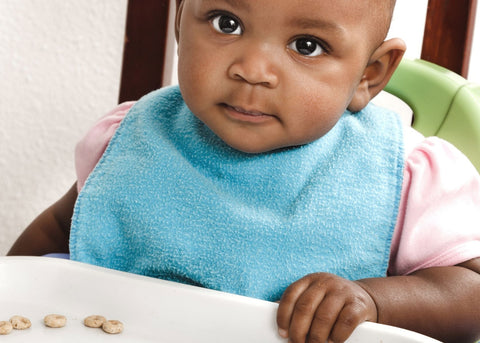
0;1;479;255
388;0;428;58
0;0;128;254
388;0;480;84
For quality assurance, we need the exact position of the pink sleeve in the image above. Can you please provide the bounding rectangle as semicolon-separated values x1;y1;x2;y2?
75;102;135;192
389;136;480;275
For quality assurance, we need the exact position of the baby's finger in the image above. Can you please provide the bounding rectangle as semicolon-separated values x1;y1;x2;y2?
277;278;311;337
307;294;345;343
288;294;327;342
328;302;370;342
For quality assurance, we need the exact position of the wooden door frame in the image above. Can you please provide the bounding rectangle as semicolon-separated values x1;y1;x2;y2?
118;0;170;102
421;0;478;77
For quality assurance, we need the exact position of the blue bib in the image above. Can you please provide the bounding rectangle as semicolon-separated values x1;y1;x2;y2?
70;86;404;301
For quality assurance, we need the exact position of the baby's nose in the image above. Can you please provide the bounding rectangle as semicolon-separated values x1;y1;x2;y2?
227;43;280;88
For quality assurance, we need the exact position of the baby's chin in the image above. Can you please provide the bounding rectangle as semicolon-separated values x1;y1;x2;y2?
222;138;277;154
221;136;308;155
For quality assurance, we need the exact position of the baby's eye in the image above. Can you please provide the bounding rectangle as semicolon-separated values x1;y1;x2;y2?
288;37;325;57
211;14;242;35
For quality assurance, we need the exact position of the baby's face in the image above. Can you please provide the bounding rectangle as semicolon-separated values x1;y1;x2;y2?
176;0;387;153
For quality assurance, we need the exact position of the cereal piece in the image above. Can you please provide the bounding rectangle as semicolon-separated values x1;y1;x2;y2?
0;321;13;335
10;315;32;330
44;314;67;328
102;320;123;334
84;315;107;328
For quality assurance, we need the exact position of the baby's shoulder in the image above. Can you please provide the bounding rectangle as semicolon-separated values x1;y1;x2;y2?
402;125;477;174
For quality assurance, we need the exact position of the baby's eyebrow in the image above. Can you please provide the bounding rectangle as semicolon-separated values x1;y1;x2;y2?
288;17;346;35
202;0;251;11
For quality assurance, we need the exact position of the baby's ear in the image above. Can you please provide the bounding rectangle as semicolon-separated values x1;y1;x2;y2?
174;0;184;41
348;38;406;112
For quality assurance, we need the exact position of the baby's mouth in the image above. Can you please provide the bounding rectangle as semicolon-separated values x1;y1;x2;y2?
230;105;266;116
222;104;273;118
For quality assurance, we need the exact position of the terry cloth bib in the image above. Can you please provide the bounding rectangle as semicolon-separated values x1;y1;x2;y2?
70;85;404;301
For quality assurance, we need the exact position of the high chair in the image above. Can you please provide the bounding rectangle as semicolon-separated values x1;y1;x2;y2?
385;58;480;172
0;256;443;342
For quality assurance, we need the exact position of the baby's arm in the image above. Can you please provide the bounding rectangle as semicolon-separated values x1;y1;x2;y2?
277;259;480;343
8;102;132;257
361;258;480;342
7;182;77;256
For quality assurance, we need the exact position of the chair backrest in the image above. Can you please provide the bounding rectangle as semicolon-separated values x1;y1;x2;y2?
119;0;171;103
421;0;477;77
385;58;480;172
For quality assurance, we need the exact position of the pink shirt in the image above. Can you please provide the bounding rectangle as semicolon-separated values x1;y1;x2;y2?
75;102;480;276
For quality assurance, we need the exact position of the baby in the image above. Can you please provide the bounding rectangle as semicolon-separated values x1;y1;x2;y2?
8;0;480;342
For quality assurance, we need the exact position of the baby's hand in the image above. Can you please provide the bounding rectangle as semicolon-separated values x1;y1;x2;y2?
276;273;377;343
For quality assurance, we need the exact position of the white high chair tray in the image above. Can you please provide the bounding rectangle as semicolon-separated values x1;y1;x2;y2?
0;257;441;342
